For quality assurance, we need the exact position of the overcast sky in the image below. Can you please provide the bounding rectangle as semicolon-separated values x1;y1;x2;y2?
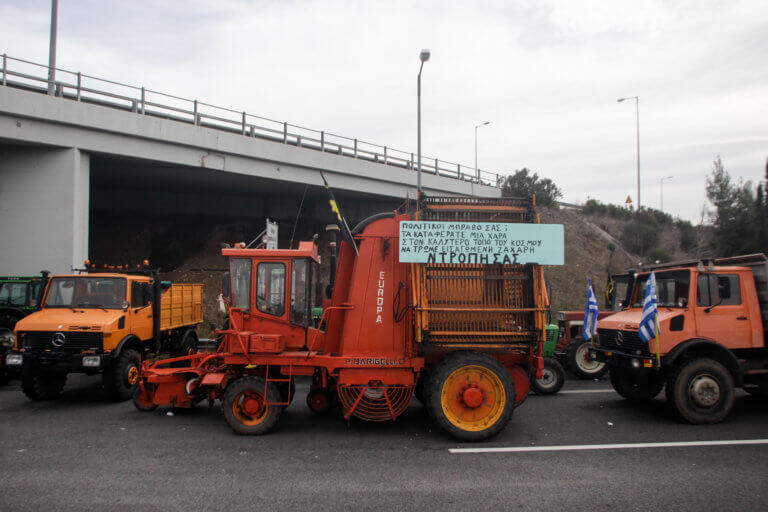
2;0;766;221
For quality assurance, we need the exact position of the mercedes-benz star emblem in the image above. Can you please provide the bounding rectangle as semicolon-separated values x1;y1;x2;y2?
615;331;624;347
51;332;66;347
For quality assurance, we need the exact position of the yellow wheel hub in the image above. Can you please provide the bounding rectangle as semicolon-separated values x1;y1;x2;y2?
127;366;139;386
441;365;506;432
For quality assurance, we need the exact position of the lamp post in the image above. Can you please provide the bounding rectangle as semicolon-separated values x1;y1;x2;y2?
474;121;490;180
47;0;58;95
617;96;640;211
660;175;673;213
417;49;430;196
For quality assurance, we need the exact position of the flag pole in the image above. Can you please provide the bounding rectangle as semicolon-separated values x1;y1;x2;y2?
654;314;661;366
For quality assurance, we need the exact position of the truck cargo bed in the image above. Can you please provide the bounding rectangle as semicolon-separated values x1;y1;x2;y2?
160;283;203;331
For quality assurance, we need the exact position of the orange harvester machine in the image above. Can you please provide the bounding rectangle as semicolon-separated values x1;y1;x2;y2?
136;196;549;437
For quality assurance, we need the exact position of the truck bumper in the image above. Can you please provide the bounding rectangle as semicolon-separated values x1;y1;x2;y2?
6;351;114;373
589;346;660;370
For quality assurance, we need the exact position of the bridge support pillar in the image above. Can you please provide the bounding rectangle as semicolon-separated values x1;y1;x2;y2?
0;146;89;274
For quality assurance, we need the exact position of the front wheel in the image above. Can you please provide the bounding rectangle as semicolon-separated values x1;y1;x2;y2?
21;370;66;400
103;349;141;402
427;351;515;442
609;368;664;401
668;358;734;424
532;357;565;395
567;336;607;379
223;376;283;435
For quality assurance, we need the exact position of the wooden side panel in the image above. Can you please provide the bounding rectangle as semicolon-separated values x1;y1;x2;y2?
160;283;203;331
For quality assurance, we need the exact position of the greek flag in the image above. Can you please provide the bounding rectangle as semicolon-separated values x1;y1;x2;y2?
639;272;659;343
583;279;599;340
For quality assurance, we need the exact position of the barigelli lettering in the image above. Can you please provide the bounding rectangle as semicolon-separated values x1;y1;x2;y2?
346;358;407;366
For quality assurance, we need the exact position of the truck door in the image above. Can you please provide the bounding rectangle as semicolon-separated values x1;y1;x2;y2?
130;281;153;341
694;273;752;349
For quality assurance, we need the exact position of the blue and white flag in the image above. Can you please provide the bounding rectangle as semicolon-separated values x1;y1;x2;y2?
638;272;659;343
583;279;599;340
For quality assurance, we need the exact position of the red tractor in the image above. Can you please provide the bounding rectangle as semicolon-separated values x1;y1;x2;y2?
134;196;560;441
554;272;634;379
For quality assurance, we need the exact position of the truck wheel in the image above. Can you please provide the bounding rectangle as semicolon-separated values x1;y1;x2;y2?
170;331;198;364
609;368;664;401
21;370;66;400
427;351;515;442
532;357;565;395
103;349;141;402
277;377;295;406
223;376;283;435
567;336;607;379
668;358;734;424
24;372;67;399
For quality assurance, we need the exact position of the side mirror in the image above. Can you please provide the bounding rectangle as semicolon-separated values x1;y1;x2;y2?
121;301;130;312
222;272;231;300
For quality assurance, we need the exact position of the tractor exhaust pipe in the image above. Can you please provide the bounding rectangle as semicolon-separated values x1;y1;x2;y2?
326;224;340;299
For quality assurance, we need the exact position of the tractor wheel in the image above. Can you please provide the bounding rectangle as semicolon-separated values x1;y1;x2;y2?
223;376;283;435
277;377;296;406
414;369;430;405
103;349;141;402
667;358;734;424
306;388;334;415
21;370;66;400
532;357;565;395
609;368;664;402
427;351;515;442
567;336;607;379
132;382;158;412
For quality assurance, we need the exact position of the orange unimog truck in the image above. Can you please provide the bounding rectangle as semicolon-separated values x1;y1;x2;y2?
590;254;768;424
5;263;202;401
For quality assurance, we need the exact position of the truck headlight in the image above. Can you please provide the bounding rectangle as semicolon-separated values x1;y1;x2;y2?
82;356;101;368
5;354;23;366
630;358;641;369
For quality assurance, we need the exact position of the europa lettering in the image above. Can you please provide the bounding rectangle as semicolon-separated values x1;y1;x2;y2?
375;270;385;324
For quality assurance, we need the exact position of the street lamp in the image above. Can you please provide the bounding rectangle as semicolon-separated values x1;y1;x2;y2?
474;121;490;181
617;96;640;211
47;0;58;95
660;175;673;213
417;48;430;196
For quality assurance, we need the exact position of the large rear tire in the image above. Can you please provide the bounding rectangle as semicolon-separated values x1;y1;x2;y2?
532;357;565;395
103;349;141;402
567;336;607;379
427;351;515;442
223;376;283;435
668;358;734;424
609;368;664;402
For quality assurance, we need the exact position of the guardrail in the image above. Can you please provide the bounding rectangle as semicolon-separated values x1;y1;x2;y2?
0;53;504;188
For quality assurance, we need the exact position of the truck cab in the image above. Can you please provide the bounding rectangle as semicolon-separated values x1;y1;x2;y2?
591;254;768;424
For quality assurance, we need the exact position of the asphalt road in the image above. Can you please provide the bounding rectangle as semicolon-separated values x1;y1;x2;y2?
1;373;767;511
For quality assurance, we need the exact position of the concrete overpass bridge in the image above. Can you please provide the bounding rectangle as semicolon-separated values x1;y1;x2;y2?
0;54;502;274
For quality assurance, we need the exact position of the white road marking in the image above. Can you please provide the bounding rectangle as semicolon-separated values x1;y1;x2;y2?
449;439;768;454
557;389;615;394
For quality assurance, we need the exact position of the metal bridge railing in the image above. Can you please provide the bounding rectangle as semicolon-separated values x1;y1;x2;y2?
0;53;504;188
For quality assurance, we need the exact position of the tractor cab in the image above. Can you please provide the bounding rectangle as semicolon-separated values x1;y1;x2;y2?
221;241;323;352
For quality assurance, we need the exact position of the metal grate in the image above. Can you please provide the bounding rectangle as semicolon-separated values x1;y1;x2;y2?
20;331;104;352
597;329;649;355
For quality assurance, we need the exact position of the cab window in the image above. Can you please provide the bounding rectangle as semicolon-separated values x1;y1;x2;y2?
291;259;309;326
697;274;741;306
257;263;285;316
0;282;28;307
633;270;690;308
131;281;150;308
230;259;252;311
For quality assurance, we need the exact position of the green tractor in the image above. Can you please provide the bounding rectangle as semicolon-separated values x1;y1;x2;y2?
0;272;49;382
531;324;566;395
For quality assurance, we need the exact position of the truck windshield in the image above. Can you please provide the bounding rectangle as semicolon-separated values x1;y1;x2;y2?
632;270;690;308
44;277;127;309
0;282;28;307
